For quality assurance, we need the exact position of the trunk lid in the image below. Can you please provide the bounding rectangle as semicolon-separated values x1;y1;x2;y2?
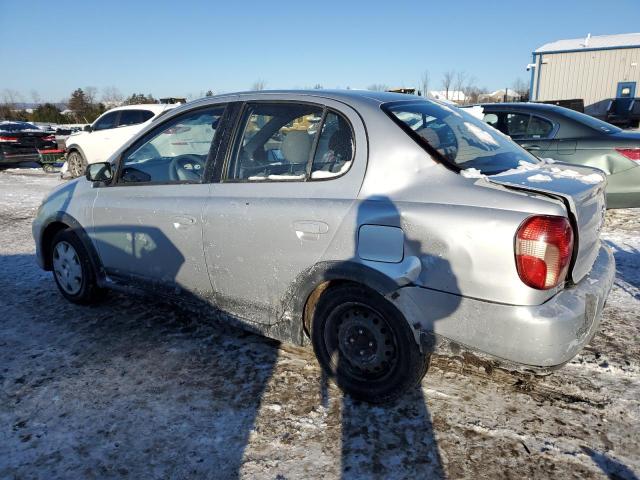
486;162;607;283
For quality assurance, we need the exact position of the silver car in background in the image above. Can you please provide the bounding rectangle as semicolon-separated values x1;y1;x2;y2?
32;90;614;403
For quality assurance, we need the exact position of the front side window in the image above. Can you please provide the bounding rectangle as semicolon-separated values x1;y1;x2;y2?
118;109;154;127
119;106;225;184
384;100;539;175
93;112;118;131
225;103;354;182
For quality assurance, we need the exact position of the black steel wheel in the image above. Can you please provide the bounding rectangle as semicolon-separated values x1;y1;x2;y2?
311;283;430;403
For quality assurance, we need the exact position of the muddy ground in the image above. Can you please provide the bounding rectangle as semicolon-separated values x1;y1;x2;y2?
0;167;638;479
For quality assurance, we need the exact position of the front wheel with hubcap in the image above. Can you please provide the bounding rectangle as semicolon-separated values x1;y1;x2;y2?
51;229;104;304
311;284;430;404
66;150;86;178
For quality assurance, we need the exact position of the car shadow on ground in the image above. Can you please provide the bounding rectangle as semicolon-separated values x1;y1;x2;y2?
1;195;461;478
316;196;460;478
604;240;640;296
0;251;280;479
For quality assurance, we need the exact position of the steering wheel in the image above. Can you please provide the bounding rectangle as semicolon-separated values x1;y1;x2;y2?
169;154;206;181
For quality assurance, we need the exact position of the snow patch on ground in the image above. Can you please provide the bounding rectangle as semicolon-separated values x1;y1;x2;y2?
0;167;638;479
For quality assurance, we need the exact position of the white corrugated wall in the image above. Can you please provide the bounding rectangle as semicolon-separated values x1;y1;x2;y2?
532;47;640;111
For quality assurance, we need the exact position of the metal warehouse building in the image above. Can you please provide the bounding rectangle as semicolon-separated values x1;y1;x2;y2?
529;33;640;119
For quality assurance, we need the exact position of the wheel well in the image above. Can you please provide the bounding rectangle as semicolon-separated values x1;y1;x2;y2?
302;279;358;339
41;221;69;270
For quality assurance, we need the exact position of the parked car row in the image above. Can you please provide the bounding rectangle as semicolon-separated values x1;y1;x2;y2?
64;104;176;177
0;121;58;166
33;90;614;403
468;102;640;208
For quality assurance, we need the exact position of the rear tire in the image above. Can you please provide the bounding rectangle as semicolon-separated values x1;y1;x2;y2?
311;283;430;404
51;229;104;304
67;150;86;178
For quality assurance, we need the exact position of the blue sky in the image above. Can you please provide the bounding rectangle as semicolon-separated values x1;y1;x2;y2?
1;0;639;102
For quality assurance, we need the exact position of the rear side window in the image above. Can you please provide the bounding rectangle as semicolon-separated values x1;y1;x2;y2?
311;112;354;179
118;109;154;127
505;113;530;138
527;115;553;138
384;100;538;175
225;103;354;182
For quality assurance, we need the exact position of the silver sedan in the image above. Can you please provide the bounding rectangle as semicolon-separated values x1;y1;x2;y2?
32;90;614;403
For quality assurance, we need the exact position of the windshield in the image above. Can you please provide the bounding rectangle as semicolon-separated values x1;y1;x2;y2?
558;107;622;134
383;100;539;175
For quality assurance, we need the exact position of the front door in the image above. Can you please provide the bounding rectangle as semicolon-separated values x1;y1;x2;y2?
84;111;120;163
90;105;227;298
616;82;636;116
202;99;367;325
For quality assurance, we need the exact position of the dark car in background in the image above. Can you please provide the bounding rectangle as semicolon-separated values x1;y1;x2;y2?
475;103;640;209
0;121;57;167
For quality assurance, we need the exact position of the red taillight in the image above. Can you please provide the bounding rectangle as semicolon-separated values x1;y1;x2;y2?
515;215;574;290
616;148;640;161
42;135;56;142
0;136;18;142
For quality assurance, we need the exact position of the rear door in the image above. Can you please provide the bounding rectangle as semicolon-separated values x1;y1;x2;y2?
483;110;555;155
202;98;367;325
90;105;228;298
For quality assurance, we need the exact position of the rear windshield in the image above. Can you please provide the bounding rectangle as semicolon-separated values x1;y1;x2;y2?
0;122;40;132
557;107;622;134
383;100;539;175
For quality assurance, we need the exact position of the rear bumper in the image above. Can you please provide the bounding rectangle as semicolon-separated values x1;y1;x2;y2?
393;244;615;367
0;151;41;164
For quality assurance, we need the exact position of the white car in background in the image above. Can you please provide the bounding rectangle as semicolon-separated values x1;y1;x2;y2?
64;104;177;177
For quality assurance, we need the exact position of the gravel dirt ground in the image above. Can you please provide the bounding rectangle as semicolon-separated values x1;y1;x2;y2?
0;167;638;479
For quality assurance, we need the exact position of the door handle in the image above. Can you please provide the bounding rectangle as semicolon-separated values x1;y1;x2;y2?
172;215;197;230
293;221;329;241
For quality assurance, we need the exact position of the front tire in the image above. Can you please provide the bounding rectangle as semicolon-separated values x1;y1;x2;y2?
51;229;104;304
311;284;430;404
67;150;86;178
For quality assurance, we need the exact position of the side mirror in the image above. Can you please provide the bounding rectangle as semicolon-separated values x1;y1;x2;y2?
86;162;113;184
84;124;93;132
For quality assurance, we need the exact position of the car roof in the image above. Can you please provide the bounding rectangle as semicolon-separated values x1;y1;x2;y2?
479;102;566;113
187;89;423;110
106;104;175;113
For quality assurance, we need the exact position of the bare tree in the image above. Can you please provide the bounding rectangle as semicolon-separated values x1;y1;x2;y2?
102;86;123;104
83;86;98;105
461;76;477;105
0;89;26;121
30;89;41;105
441;70;455;100
2;88;23;106
511;78;529;101
420;70;430;98
453;71;467;101
251;80;266;91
